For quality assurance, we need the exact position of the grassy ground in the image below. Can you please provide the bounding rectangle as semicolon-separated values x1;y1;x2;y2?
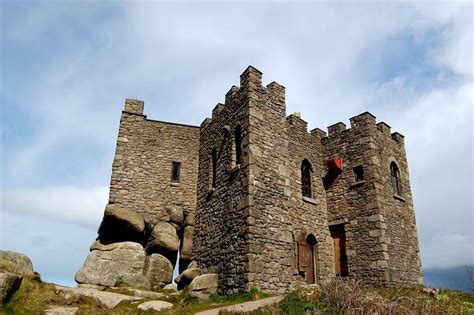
1;276;472;314
0;276;268;315
257;280;474;315
0;275;148;315
161;288;270;314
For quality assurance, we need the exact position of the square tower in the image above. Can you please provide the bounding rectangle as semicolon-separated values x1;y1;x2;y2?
193;67;335;294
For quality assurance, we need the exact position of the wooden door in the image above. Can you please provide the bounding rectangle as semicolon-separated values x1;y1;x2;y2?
329;224;348;277
298;232;316;284
333;237;341;275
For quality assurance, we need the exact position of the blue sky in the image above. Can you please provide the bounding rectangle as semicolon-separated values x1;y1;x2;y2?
1;1;472;288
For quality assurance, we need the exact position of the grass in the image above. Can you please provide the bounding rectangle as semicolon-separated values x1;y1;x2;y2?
0;275;269;315
162;288;271;314
2;276;472;314
259;279;474;315
0;276;153;315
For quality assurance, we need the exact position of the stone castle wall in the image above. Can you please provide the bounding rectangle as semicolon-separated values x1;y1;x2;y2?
286;114;335;288
372;125;424;286
193;80;252;294
321;113;422;286
109;100;200;228
243;68;294;294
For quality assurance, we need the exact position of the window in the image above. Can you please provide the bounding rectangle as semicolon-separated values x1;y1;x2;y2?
301;159;313;198
353;165;364;182
170;162;181;183
235;125;243;165
390;162;400;195
211;148;217;189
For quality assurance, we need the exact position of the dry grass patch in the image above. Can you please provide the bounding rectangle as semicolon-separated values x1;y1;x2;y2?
259;279;473;315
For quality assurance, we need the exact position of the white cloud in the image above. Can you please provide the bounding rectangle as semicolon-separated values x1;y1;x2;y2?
2;186;108;227
376;77;473;269
422;233;474;269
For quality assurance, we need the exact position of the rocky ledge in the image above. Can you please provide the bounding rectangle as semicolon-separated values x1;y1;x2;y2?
75;203;201;292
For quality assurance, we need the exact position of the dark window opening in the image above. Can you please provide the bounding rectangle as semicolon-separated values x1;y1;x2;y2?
353;165;364;182
235;125;243;165
329;224;348;277
390;162;400;195
211;148;217;189
171;162;181;183
301;159;313;198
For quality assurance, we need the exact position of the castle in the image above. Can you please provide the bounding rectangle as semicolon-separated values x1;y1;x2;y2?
105;66;423;294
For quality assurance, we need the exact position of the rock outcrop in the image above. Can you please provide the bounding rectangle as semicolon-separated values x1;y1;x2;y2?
56;285;143;309
179;226;194;270
75;242;148;288
0;270;22;306
98;204;145;244
137;300;173;312
175;261;200;290
145;254;173;288
0;250;36;306
76;202;197;290
167;205;184;225
188;274;218;300
146;222;180;258
0;250;34;276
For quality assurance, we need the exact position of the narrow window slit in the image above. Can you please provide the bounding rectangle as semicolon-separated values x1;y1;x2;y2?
353;165;364;182
171;162;181;183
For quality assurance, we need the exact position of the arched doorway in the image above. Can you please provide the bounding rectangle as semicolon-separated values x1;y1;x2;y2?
298;232;317;284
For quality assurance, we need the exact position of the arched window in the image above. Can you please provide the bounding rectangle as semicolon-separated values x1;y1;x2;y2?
301;159;313;198
211;148;217;189
390;162;400;195
235;125;243;165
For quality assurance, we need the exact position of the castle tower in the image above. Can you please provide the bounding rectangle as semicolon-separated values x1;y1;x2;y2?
321;113;423;287
193;67;335;294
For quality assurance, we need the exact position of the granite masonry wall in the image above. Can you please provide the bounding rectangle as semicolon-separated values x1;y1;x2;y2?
286;114;335;288
373;124;424;286
243;68;294;294
193;76;252;294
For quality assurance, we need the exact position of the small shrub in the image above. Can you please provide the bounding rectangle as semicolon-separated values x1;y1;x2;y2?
278;291;320;315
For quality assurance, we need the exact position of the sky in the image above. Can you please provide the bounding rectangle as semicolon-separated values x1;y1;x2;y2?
1;1;473;289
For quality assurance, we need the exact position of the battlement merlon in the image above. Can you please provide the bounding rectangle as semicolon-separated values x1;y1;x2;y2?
328;122;347;137
240;65;263;91
266;81;286;101
310;127;327;138
124;98;145;115
349;111;376;128
391;132;405;144
212;103;225;119
201;117;212;128
287;112;308;131
377;122;391;134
